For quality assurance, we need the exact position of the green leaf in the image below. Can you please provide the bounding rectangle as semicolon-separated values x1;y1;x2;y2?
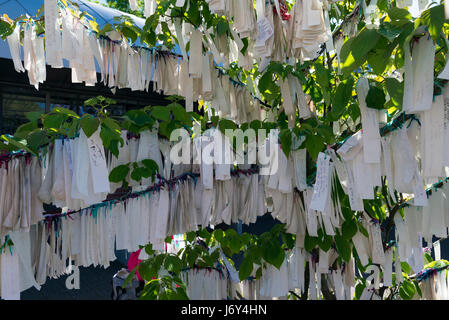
210;248;220;263
216;19;229;36
358;222;370;238
15;122;37;139
140;278;159;299
213;229;224;243
260;236;284;269
53;107;79;118
341;218;358;240
27;129;49;152
240;37;249;55
228;233;242;254
367;48;389;75
108;139;121;159
124;109;152;127
122;266;137;288
304;233;317;252
249;120;262;131
130;166;144;181
150;254;165;278
102;117;121;134
1;135;33;153
399;279;416;300
397;21;417;48
100;124;118;152
314;63;331;105
238;255;253;281
240;233;251;247
413;280;422;297
25;111;44;124
258;71;277;95
348;103;361;122
255;266;263;279
340;38;357;75
142;159;159;174
317;124;334;144
341;28;381;76
140;166;154;179
80;115;99;137
328;77;354;121
0;20;14;40
121;26;138;43
151;106;171;121
164;255;182;275
424;252;433;264
99;23;114;35
170;103;191;125
145;243;156;256
43;114;65;130
384;77;404;107
334;233;351;262
378;22;404;41
341;206;354;221
317;229;333;252
355;282;366;300
388;7;412;21
352;28;381;62
186;0;201;26
400;261;412;275
218;119;237;134
305;134;325;159
421;5;445;42
221;246;232;257
186;231;196;243
109;164;130;183
365;85;386;109
279;129;292;157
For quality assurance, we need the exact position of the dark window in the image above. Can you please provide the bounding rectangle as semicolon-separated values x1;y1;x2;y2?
2;93;46;134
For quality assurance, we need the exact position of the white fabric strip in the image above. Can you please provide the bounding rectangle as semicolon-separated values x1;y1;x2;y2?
421;95;445;179
129;0;138;11
356;77;381;164
44;0;63;68
382;247;393;287
174;19;188;61
144;0;157;17
309;152;332;212
189;28;203;78
279;78;296;128
402;33;435;113
7;24;25;72
85;129;110;194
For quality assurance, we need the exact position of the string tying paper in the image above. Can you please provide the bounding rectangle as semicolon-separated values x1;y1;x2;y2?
42;166;260;222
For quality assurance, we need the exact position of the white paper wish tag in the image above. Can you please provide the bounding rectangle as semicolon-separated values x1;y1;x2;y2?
129;0;138;11
256;17;274;47
309;152;332;212
382;248;393;287
446;0;449;19
175;0;186;7
369;221;385;265
418;0;428;11
86;130;111;194
433;240;441;261
413;177;429;207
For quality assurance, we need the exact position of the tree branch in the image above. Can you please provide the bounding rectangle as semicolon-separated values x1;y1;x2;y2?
302;261;310;300
320;274;336;300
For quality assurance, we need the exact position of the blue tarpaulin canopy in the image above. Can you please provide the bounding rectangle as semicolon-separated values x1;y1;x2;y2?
0;0;145;27
0;0;181;61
